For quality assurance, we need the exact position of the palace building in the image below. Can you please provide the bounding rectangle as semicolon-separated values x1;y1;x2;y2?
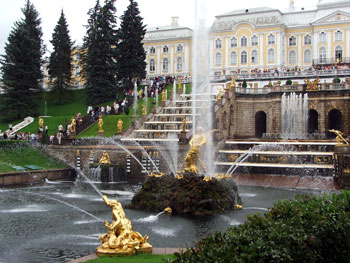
143;0;350;79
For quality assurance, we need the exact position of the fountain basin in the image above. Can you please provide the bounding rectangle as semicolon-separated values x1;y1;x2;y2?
127;173;241;216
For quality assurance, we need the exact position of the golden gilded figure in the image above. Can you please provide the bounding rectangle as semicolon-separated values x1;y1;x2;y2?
161;90;166;101
117;119;124;133
184;128;207;174
329;129;349;146
96;195;152;257
142;104;147;116
39;117;44;128
99;151;111;165
98;115;104;133
70;117;76;133
182;118;186;132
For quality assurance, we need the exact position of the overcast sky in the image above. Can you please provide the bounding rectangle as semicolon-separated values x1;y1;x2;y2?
0;0;318;57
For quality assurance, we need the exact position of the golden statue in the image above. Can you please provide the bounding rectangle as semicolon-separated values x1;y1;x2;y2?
148;172;164;178
203;176;212;182
39;117;44;128
161;90;166;102
184;128;207;174
98;115;104;133
217;88;223;101
99;151;111;165
178;78;182;92
175;174;183;180
305;78;313;91
231;76;236;88
117;119;124;133
164;207;172;215
70;117;76;133
329;129;349;146
182;118;186;132
97;195;152;257
311;78;320;90
142;104;147;116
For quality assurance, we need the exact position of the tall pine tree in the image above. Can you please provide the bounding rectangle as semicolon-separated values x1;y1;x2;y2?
0;0;44;121
48;10;74;104
82;0;118;104
116;0;146;89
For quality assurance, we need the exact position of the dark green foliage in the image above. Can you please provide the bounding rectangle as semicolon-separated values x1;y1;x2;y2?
48;10;74;104
0;0;44;121
286;79;293;85
82;0;118;104
242;79;247;88
127;173;240;216
333;77;341;84
116;0;146;89
173;191;350;263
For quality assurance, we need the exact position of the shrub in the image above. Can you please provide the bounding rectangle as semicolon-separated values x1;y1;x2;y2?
333;77;341;83
242;79;247;88
286;79;293;85
172;191;350;263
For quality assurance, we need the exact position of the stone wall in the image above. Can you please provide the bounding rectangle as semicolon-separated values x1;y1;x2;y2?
0;169;76;186
215;85;350;139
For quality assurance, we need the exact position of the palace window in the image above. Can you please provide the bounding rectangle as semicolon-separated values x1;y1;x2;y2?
162;58;168;71
176;44;183;52
150;59;155;72
241;51;247;64
163;46;169;53
241;36;247;47
215;52;222;66
289;36;296;46
268;48;275;63
251;50;258;63
177;57;183;71
335;30;343;41
215;39;222;49
304;49;311;63
230;51;237;65
319;32;326;42
268;34;275;45
251;35;258;46
289;50;296;64
230;37;237;47
335;46;343;61
304;35;311;45
74;65;80;77
319;47;327;63
150;47;156;54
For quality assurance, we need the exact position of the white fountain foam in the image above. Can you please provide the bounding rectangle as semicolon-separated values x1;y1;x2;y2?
151;226;178;237
134;211;165;223
244;207;269;211
0;204;48;213
74;219;101;225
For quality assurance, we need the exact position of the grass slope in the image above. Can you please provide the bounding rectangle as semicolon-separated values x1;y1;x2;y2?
0;146;67;173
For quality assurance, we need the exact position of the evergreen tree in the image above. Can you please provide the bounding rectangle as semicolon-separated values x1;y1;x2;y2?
0;0;44;121
82;0;118;104
116;0;147;89
48;10;74;104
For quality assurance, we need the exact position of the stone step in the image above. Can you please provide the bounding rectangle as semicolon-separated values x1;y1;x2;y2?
215;161;334;169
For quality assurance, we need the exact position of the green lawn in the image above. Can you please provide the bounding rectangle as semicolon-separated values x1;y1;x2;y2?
85;254;175;263
0;146;67;173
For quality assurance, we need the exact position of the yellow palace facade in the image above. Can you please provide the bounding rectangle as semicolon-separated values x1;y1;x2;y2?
143;0;350;78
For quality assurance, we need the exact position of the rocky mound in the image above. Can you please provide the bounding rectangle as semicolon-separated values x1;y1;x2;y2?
127;173;241;216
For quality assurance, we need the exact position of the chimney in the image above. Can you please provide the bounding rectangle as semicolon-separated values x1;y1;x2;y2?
171;16;179;27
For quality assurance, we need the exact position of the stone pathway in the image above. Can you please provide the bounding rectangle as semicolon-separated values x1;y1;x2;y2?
68;248;185;263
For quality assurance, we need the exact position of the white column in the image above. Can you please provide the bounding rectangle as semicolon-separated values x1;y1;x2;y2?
277;33;281;67
347;28;350;58
225;36;229;71
170;45;174;76
298;33;302;66
313;31;318;61
157;46;161;75
259;33;264;67
185;43;189;74
327;30;332;59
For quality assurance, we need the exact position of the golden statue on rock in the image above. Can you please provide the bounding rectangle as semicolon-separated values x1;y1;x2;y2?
98;115;104;133
99;151;111;165
184;128;207;174
97;195;152;257
70;117;76;133
117;119;124;134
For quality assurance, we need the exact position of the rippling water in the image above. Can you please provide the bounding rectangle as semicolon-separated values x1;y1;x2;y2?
0;181;328;263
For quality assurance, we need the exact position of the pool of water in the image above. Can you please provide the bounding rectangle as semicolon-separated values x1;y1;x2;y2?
0;180;333;263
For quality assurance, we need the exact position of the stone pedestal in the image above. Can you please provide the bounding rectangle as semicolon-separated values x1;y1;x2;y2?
161;101;166;107
179;131;187;145
98;131;104;138
334;145;350;189
69;132;76;139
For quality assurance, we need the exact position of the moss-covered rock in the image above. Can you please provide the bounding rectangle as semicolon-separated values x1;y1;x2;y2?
127;173;241;216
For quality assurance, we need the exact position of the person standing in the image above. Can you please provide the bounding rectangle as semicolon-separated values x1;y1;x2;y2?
56;131;62;145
